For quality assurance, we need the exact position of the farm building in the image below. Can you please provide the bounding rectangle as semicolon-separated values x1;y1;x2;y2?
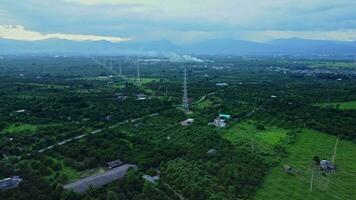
64;164;137;193
137;94;148;100
0;176;22;190
207;149;217;156
209;118;226;128
216;83;228;86
107;159;124;170
219;114;231;120
320;160;336;171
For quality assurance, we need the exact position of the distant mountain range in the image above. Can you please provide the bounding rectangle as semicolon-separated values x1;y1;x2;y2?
1;37;356;56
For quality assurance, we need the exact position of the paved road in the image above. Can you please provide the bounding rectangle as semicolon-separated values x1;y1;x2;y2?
64;164;137;193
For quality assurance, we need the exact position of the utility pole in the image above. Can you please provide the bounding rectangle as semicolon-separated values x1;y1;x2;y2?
309;171;314;192
182;68;189;113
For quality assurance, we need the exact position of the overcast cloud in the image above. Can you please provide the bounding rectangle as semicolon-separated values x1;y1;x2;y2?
0;0;355;43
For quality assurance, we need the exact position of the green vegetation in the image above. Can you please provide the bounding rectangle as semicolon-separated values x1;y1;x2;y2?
315;100;356;110
254;129;356;200
5;124;38;135
223;121;288;149
0;56;355;200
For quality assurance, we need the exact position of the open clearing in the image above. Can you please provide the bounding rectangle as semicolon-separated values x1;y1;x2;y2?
223;120;288;150
315;101;356;110
4;124;38;135
253;129;356;200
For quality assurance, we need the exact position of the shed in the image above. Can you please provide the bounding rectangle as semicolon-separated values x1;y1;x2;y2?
0;176;22;190
320;160;336;171
107;159;124;170
219;114;231;120
64;164;137;193
207;149;217;156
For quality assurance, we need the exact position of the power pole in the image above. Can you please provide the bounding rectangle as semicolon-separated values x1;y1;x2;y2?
309;171;314;192
182;68;189;113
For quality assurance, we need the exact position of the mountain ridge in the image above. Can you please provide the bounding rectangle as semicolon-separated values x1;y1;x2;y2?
1;37;355;55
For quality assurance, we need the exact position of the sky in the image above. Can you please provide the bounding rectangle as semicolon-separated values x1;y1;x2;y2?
0;0;355;43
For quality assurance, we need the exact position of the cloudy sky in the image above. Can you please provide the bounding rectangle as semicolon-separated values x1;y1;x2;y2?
0;0;355;43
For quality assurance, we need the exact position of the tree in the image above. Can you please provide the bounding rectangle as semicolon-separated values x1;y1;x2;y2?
313;155;320;165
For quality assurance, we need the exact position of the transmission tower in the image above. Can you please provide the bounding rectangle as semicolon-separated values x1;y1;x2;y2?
119;61;122;76
136;61;141;84
182;67;189;113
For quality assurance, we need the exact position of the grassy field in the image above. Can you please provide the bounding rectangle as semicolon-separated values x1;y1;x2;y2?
223;120;288;150
315;101;356;110
127;77;161;84
196;99;213;109
303;61;356;69
5;124;38;135
254;129;356;200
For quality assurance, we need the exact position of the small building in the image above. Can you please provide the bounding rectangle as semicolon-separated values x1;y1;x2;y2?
320;160;336;171
116;94;128;101
107;159;124;170
207;149;217;156
137;94;147;100
0;176;22;190
216;83;228;86
14;109;30;114
219;114;231;120
64;164;137;193
180;119;194;126
209;118;226;128
142;175;160;184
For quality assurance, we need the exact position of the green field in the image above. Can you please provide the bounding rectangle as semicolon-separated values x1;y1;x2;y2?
254;129;356;200
5;124;38;135
128;77;161;84
223;121;288;150
303;61;356;69
315;101;356;110
196;99;213;109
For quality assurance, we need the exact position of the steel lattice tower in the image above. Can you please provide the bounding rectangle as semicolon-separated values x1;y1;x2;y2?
136;62;141;84
119;61;122;76
182;68;189;113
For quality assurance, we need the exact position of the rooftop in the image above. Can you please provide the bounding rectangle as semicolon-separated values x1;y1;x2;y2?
0;176;22;190
64;164;137;193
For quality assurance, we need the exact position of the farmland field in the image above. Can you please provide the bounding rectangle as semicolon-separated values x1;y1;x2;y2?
315;101;356;110
254;129;356;200
223;120;288;150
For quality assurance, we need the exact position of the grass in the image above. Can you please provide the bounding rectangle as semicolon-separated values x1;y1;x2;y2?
128;77;161;84
52;159;107;184
308;62;356;69
223;120;288;150
254;129;356;200
315;101;356;110
5;124;37;135
196;99;213;109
